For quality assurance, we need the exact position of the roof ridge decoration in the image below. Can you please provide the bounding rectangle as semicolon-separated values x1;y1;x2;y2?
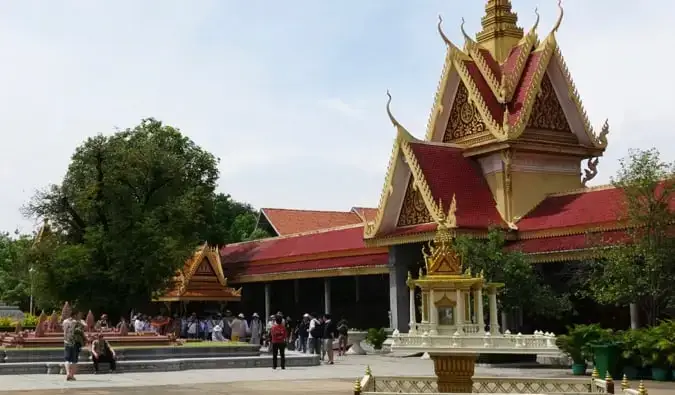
179;243;230;295
421;211;462;276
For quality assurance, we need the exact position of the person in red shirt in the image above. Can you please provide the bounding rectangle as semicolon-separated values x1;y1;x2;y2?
270;315;287;370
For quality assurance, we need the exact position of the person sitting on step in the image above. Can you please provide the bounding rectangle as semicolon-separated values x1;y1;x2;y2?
91;332;117;374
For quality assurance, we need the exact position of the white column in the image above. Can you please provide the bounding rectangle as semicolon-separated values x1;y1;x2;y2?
489;288;499;335
429;290;438;335
476;288;485;334
455;288;464;334
408;286;417;334
324;277;331;314
264;283;271;320
293;279;300;304
355;276;360;302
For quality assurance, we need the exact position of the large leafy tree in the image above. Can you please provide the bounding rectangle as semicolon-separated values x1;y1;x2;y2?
0;232;33;310
453;230;571;327
199;193;269;245
584;148;675;326
24;119;219;315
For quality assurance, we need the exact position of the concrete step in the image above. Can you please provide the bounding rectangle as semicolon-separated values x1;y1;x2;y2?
1;344;260;363
0;352;320;375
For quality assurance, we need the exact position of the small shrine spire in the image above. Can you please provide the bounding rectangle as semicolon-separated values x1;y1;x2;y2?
475;0;524;63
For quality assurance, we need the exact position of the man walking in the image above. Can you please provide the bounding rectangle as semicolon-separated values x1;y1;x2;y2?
308;313;322;355
322;314;338;364
62;309;82;381
270;315;287;370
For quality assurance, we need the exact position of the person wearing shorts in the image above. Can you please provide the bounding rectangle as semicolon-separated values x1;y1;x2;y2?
62;311;79;381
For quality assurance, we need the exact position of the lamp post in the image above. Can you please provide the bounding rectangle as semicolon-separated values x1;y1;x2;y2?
29;267;35;316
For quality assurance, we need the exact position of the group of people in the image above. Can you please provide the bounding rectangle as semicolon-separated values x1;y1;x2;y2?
293;313;349;364
62;310;118;381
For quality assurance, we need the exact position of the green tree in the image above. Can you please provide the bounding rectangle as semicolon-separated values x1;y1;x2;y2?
199;193;269;245
454;229;571;327
584;148;675;326
24;118;219;316
0;232;34;310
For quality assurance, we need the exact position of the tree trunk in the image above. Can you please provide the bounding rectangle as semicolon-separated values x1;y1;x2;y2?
629;303;640;329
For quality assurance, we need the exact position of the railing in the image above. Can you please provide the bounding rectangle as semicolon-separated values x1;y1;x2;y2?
352;367;651;395
412;323;483;335
391;330;559;355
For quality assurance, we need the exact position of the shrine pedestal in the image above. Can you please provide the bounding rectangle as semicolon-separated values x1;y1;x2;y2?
430;353;476;393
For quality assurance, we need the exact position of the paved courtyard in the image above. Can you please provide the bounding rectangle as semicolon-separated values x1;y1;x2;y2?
0;354;672;394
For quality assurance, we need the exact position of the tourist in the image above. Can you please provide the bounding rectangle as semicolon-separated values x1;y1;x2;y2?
270;315;287;370
115;317;128;332
322;314;338;364
91;333;117;374
186;313;198;339
229;313;248;342
308;313;322;355
212;323;226;342
133;314;144;333
295;314;309;353
337;318;349;356
199;317;208;340
62;309;84;381
249;313;263;346
95;314;110;331
210;313;224;341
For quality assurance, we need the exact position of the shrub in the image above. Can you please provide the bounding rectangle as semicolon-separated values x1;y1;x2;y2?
556;324;613;364
365;328;387;350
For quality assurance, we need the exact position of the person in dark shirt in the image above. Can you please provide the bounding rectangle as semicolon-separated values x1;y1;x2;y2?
322;314;339;364
295;314;310;353
337;318;349;356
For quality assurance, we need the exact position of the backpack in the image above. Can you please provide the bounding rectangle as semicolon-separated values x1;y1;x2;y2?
270;324;286;344
309;320;322;338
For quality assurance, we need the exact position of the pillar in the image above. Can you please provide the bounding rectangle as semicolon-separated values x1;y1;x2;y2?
476;288;485;334
464;291;471;324
324;278;331;314
488;288;499;335
455;288;464;334
388;246;411;332
429;290;438;335
408;286;417;333
294;279;300;304
431;354;476;393
354;276;360;302
264;283;271;320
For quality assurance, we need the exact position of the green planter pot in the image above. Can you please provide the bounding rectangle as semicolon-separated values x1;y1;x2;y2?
651;367;670;382
623;365;639;380
592;344;620;379
571;363;587;376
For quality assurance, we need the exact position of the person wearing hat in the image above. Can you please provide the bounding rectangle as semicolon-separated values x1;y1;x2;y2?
90;332;117;374
249;313;263;346
229;313;249;342
95;314;110;331
212;323;226;342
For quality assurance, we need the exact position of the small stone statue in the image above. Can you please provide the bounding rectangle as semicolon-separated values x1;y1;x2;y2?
35;311;47;337
47;311;59;332
85;310;95;332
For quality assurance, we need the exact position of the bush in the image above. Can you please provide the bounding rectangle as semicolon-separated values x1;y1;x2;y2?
556;324;613;364
365;328;387;350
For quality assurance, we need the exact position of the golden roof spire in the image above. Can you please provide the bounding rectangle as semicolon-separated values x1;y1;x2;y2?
475;0;524;63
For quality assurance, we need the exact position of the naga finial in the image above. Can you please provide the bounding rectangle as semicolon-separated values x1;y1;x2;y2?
582;157;600;187
551;0;564;33
598;119;609;146
437;15;455;47
385;90;401;128
531;7;540;32
460;17;474;49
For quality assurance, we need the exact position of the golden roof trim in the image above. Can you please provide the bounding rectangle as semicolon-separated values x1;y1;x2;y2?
547;183;616;197
502;18;539;102
552;46;608;149
505;36;557;140
230;265;389;283
526;248;606;264
518;222;630;240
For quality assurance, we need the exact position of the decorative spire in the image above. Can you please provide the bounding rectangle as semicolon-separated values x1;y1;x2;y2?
476;0;524;63
422;221;462;276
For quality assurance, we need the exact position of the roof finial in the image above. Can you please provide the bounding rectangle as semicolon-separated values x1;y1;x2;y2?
437;15;455;47
532;7;540;32
385;90;401;128
551;0;564;33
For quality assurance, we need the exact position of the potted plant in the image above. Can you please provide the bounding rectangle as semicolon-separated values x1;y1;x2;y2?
556;324;609;376
638;324;674;381
365;328;387;352
620;329;647;379
589;328;621;379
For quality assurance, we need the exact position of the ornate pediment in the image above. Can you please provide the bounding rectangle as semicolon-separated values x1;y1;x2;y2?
397;178;433;227
195;259;215;275
526;74;573;133
443;82;490;143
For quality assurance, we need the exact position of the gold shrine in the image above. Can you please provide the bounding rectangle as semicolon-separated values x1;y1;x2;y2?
407;196;503;337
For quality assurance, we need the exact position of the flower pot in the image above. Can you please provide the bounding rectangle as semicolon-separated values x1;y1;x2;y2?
571;363;587;376
623;365;639;380
651;367;670;382
592;344;621;379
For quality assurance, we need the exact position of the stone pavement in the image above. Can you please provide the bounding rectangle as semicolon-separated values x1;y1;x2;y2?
0;354;673;394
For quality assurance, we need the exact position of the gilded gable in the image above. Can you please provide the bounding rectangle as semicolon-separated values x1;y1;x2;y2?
397;178;433;227
526;74;572;132
443;82;487;143
195;259;215;275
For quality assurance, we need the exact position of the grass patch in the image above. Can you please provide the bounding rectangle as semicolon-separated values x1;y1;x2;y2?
0;341;251;352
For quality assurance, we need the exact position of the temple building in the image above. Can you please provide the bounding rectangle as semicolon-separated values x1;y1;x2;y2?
219;0;644;330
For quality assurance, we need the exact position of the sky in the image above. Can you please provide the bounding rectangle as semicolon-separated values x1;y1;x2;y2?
0;0;672;234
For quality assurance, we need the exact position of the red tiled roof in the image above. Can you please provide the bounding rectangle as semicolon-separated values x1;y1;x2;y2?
261;208;362;235
506;52;542;125
227;253;388;277
407;142;505;229
506;230;631;254
463;61;504;121
220;225;371;264
352;207;378;222
518;187;625;231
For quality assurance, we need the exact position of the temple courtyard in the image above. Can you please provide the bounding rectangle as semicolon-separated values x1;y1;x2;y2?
0;354;673;395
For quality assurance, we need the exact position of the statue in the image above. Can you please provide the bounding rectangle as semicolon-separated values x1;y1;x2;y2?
582;157;599;186
86;310;95;332
35;311;47;337
47;310;59;332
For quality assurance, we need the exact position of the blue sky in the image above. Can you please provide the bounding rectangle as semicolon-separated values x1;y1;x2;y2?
0;0;672;233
